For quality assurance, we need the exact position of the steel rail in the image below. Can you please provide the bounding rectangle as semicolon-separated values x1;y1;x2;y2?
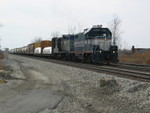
109;63;150;73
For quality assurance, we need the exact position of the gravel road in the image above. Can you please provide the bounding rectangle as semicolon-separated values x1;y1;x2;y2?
0;54;150;113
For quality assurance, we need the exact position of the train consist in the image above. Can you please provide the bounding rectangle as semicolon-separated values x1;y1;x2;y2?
10;25;119;64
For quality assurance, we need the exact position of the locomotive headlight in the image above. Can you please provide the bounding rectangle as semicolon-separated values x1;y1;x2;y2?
99;50;102;53
113;51;115;53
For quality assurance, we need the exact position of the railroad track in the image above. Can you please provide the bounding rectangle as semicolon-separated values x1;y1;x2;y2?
119;62;150;68
47;60;150;82
12;54;150;82
109;63;150;73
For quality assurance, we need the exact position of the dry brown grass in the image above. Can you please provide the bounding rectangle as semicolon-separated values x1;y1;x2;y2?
0;52;5;70
0;79;5;83
0;62;5;70
0;52;5;59
119;51;150;65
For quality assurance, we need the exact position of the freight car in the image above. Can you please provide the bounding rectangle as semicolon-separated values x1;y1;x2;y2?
41;40;52;56
10;25;119;64
26;43;40;55
27;40;53;56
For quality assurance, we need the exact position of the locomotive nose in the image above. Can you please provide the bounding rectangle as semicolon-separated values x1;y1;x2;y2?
106;55;110;60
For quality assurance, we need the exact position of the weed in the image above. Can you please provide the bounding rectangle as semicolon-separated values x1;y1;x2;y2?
119;51;150;65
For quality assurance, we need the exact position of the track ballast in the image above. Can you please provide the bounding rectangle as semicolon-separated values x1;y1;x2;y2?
12;54;150;82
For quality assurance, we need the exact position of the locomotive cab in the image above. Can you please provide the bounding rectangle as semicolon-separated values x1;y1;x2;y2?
85;25;119;63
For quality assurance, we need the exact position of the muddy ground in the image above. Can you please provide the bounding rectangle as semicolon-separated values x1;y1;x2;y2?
0;54;150;113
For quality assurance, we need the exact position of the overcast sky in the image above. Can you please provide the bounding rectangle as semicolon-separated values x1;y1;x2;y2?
0;0;150;49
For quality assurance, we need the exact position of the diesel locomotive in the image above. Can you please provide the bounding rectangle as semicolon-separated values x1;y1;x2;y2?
52;25;118;63
10;25;119;64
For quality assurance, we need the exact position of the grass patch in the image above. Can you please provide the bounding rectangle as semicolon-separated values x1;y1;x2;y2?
0;52;5;70
0;79;6;83
119;51;150;65
0;52;6;83
0;51;5;59
99;78;118;87
0;63;5;70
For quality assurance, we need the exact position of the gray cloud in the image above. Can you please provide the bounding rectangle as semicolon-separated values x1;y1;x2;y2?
0;0;150;49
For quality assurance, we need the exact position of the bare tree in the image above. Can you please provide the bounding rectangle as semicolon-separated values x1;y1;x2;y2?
109;15;122;46
31;37;42;43
77;23;83;33
122;40;129;50
0;24;3;50
68;25;76;34
51;31;60;38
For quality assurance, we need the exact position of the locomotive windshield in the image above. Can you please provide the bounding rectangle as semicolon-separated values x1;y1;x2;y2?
86;28;112;39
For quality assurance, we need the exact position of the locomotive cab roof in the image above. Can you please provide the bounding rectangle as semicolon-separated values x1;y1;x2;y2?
84;27;112;37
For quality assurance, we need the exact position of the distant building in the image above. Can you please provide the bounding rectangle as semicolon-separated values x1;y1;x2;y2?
131;46;150;53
